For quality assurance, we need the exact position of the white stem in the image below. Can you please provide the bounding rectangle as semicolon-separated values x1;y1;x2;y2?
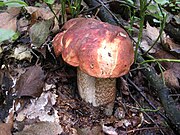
77;68;116;115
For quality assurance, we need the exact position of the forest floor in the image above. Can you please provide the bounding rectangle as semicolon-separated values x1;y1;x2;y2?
0;0;179;135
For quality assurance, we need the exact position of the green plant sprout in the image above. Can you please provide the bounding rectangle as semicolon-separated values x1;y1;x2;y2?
141;57;180;86
44;0;82;24
127;105;161;112
140;58;180;64
134;0;147;63
133;0;172;63
143;4;167;56
67;0;82;18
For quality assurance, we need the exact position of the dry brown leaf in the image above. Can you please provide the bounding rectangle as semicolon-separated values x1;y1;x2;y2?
114;116;141;129
0;123;12;135
25;6;60;33
15;65;45;97
162;36;180;54
14;122;63;135
146;22;166;44
0;111;14;135
6;7;21;17
0;7;20;31
76;125;103;135
0;12;17;31
25;6;56;20
162;69;180;89
140;39;156;53
146;22;160;42
154;49;180;79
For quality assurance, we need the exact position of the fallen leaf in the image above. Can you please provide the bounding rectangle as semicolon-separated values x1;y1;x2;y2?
0;12;16;31
162;69;180;89
29;19;53;47
15;91;58;122
6;7;21;16
14;121;63;135
102;125;118;135
153;49;180;79
0;111;14;135
114;116;141;128
146;22;165;42
15;65;45;97
162;36;180;54
25;6;60;32
140;39;156;53
0;123;12;135
9;45;32;61
25;6;58;20
133;37;156;54
76;125;103;135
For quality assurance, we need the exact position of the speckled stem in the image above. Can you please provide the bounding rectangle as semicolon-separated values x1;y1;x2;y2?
77;68;116;115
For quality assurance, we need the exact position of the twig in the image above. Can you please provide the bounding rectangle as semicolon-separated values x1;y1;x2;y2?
46;3;59;23
127;83;165;135
127;126;166;134
128;78;167;120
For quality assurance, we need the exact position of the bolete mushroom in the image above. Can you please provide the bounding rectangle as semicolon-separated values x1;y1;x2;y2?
53;18;134;115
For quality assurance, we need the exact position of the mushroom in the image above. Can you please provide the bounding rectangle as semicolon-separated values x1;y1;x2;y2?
53;18;134;115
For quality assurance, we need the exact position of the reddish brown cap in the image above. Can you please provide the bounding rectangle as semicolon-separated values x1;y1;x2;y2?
53;18;134;78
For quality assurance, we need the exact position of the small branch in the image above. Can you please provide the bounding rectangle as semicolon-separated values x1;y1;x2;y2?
127;84;165;134
128;78;167;120
137;55;180;134
140;58;180;64
127;126;166;134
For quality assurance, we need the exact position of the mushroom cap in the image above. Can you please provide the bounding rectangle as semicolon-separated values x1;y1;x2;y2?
53;18;134;78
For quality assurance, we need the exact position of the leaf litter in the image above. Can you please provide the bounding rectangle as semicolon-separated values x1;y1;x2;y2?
0;1;180;135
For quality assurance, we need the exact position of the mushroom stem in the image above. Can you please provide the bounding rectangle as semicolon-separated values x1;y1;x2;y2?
77;68;116;115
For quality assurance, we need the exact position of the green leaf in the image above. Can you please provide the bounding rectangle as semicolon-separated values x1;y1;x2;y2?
0;2;5;6
4;0;28;7
125;0;134;5
0;29;18;43
147;4;159;14
154;0;169;5
43;0;55;5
